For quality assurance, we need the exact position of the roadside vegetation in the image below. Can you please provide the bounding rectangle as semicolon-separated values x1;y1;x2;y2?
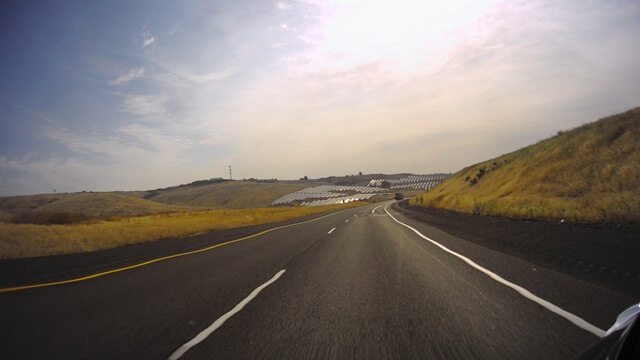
410;107;640;223
0;192;205;220
142;180;328;209
0;180;328;221
0;203;365;259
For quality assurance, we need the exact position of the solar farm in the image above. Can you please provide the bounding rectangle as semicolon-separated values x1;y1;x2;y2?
367;174;450;191
272;174;450;207
271;185;387;206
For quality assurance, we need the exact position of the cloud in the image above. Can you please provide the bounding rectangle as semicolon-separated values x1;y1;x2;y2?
13;104;62;127
46;129;128;156
179;69;234;84
0;129;204;195
122;94;168;118
108;67;145;85
280;23;296;32
276;2;291;10
142;59;234;86
4;0;640;195
142;32;156;47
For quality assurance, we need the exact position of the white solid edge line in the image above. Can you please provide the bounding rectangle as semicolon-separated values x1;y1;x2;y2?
167;269;286;360
383;204;606;338
328;227;336;234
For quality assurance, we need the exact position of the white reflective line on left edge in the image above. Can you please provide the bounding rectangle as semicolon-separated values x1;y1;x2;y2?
383;204;606;338
328;228;336;234
167;270;286;360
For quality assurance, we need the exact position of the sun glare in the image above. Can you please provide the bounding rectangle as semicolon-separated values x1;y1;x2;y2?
304;0;501;72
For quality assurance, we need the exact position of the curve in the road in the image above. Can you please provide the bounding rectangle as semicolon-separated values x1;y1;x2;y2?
0;207;360;294
384;203;606;338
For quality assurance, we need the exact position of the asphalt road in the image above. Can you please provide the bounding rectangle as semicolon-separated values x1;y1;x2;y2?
0;201;637;359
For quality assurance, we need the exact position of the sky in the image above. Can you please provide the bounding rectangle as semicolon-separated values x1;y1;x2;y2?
1;0;639;195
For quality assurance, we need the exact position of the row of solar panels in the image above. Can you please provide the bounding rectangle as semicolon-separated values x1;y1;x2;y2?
272;185;387;206
299;194;376;206
296;185;383;194
367;174;449;187
390;182;439;190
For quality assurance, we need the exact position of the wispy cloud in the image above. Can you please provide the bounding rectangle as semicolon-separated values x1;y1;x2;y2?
142;32;156;47
2;125;207;194
13;103;62;127
122;94;168;118
3;0;640;195
143;59;234;86
280;23;296;32
180;69;234;84
108;67;145;85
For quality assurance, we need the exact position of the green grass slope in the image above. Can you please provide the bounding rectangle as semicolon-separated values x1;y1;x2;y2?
411;107;640;223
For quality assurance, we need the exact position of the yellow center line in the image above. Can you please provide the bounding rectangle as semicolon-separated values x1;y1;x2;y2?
0;208;354;294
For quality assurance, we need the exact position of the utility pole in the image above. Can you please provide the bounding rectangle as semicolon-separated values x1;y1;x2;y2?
229;165;232;180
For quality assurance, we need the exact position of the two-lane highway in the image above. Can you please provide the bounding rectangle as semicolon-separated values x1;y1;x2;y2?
0;202;634;359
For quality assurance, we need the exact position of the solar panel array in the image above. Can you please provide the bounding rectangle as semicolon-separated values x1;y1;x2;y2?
367;174;450;191
271;185;387;206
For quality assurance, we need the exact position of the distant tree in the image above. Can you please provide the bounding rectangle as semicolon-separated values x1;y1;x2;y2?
358;172;363;176
300;175;308;180
381;180;391;189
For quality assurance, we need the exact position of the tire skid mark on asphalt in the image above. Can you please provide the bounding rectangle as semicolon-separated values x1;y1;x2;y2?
384;204;607;338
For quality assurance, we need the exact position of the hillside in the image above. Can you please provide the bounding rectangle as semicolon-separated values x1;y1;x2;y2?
410;107;640;223
0;180;330;222
0;193;204;221
1;174;438;224
141;180;329;209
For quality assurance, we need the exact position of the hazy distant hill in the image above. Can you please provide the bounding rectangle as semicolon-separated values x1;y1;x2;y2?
0;193;203;221
0;180;329;221
141;180;329;209
0;174;435;223
411;107;640;223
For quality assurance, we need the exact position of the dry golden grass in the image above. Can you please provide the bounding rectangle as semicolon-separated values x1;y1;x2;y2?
145;180;328;209
0;203;365;259
411;107;640;223
0;181;322;221
0;192;204;220
36;193;205;218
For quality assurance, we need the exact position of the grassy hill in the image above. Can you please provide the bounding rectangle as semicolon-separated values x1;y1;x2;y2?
143;180;328;209
410;107;640;223
0;180;331;223
0;174;431;225
0;193;204;222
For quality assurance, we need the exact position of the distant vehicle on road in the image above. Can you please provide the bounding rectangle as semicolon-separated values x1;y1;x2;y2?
394;193;404;200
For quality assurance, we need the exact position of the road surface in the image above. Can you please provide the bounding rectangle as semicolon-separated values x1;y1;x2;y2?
0;201;636;359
